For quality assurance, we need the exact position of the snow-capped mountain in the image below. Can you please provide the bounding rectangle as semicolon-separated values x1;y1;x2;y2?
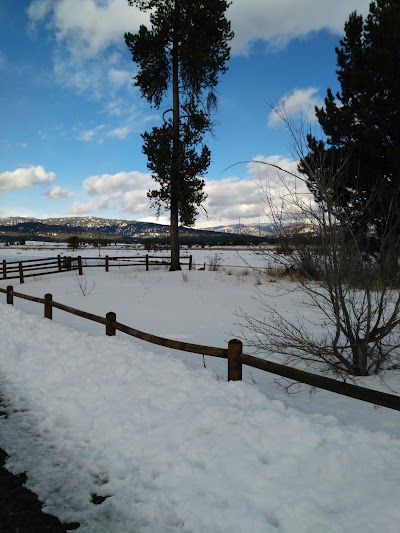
206;223;276;236
0;216;272;243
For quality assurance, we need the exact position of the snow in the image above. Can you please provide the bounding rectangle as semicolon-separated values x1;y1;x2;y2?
0;245;400;532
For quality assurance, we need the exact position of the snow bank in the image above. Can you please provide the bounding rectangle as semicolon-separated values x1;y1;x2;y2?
0;303;400;532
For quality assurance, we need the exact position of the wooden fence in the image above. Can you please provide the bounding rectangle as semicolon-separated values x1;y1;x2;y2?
1;256;79;283
1;284;399;412
1;254;193;283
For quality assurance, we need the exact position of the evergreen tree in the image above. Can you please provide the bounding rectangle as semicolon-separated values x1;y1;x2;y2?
68;236;80;250
300;0;400;252
125;0;233;270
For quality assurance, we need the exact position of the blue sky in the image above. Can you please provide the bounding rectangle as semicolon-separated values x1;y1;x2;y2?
0;0;370;228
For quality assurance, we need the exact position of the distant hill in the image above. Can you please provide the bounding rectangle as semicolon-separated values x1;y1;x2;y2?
0;216;274;245
206;223;275;237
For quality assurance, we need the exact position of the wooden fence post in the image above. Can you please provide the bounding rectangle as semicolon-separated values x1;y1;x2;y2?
106;311;116;336
44;293;53;320
6;286;13;305
78;256;83;275
228;339;243;381
146;254;149;271
189;255;192;271
19;262;24;284
105;255;109;272
2;259;6;279
57;255;62;272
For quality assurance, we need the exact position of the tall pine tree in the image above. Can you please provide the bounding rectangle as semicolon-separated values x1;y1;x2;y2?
125;0;233;270
300;0;400;254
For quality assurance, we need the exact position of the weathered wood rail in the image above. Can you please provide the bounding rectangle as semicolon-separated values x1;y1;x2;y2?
1;254;193;283
1;285;399;412
1;256;79;283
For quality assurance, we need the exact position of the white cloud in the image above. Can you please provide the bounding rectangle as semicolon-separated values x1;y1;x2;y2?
69;194;121;215
268;87;323;127
108;68;132;88
43;185;74;200
65;158;308;226
205;176;263;217
27;0;146;58
106;101;123;116
83;170;152;195
248;154;314;219
27;0;143;101
28;0;371;59
76;130;96;142
0;166;56;192
68;170;154;217
52;0;148;59
68;190;151;217
119;188;156;215
247;154;301;186
27;0;52;28
229;0;370;54
195;154;310;227
53;54;94;96
75;125;106;142
75;122;130;144
107;127;129;139
26;0;371;104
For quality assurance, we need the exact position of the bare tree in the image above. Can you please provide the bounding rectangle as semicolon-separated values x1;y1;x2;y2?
237;110;400;377
73;271;95;297
208;252;223;271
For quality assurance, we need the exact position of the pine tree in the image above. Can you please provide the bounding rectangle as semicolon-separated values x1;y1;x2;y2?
300;0;400;253
125;0;233;270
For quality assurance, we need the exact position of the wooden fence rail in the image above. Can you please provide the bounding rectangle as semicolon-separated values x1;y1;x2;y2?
1;285;400;411
1;254;193;282
1;256;78;283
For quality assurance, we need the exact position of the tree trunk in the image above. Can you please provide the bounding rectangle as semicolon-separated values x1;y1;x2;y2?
170;191;180;270
170;0;181;271
352;343;369;376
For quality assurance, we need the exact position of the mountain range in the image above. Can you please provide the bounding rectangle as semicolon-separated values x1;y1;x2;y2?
0;216;275;244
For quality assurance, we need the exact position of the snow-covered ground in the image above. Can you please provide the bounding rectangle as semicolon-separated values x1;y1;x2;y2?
0;245;399;532
0;242;271;269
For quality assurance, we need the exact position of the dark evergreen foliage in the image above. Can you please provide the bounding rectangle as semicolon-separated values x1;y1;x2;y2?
67;236;80;250
300;0;400;242
144;103;210;226
125;0;233;269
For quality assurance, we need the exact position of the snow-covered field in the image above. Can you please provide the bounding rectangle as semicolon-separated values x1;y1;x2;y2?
0;240;273;266
0;244;399;532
